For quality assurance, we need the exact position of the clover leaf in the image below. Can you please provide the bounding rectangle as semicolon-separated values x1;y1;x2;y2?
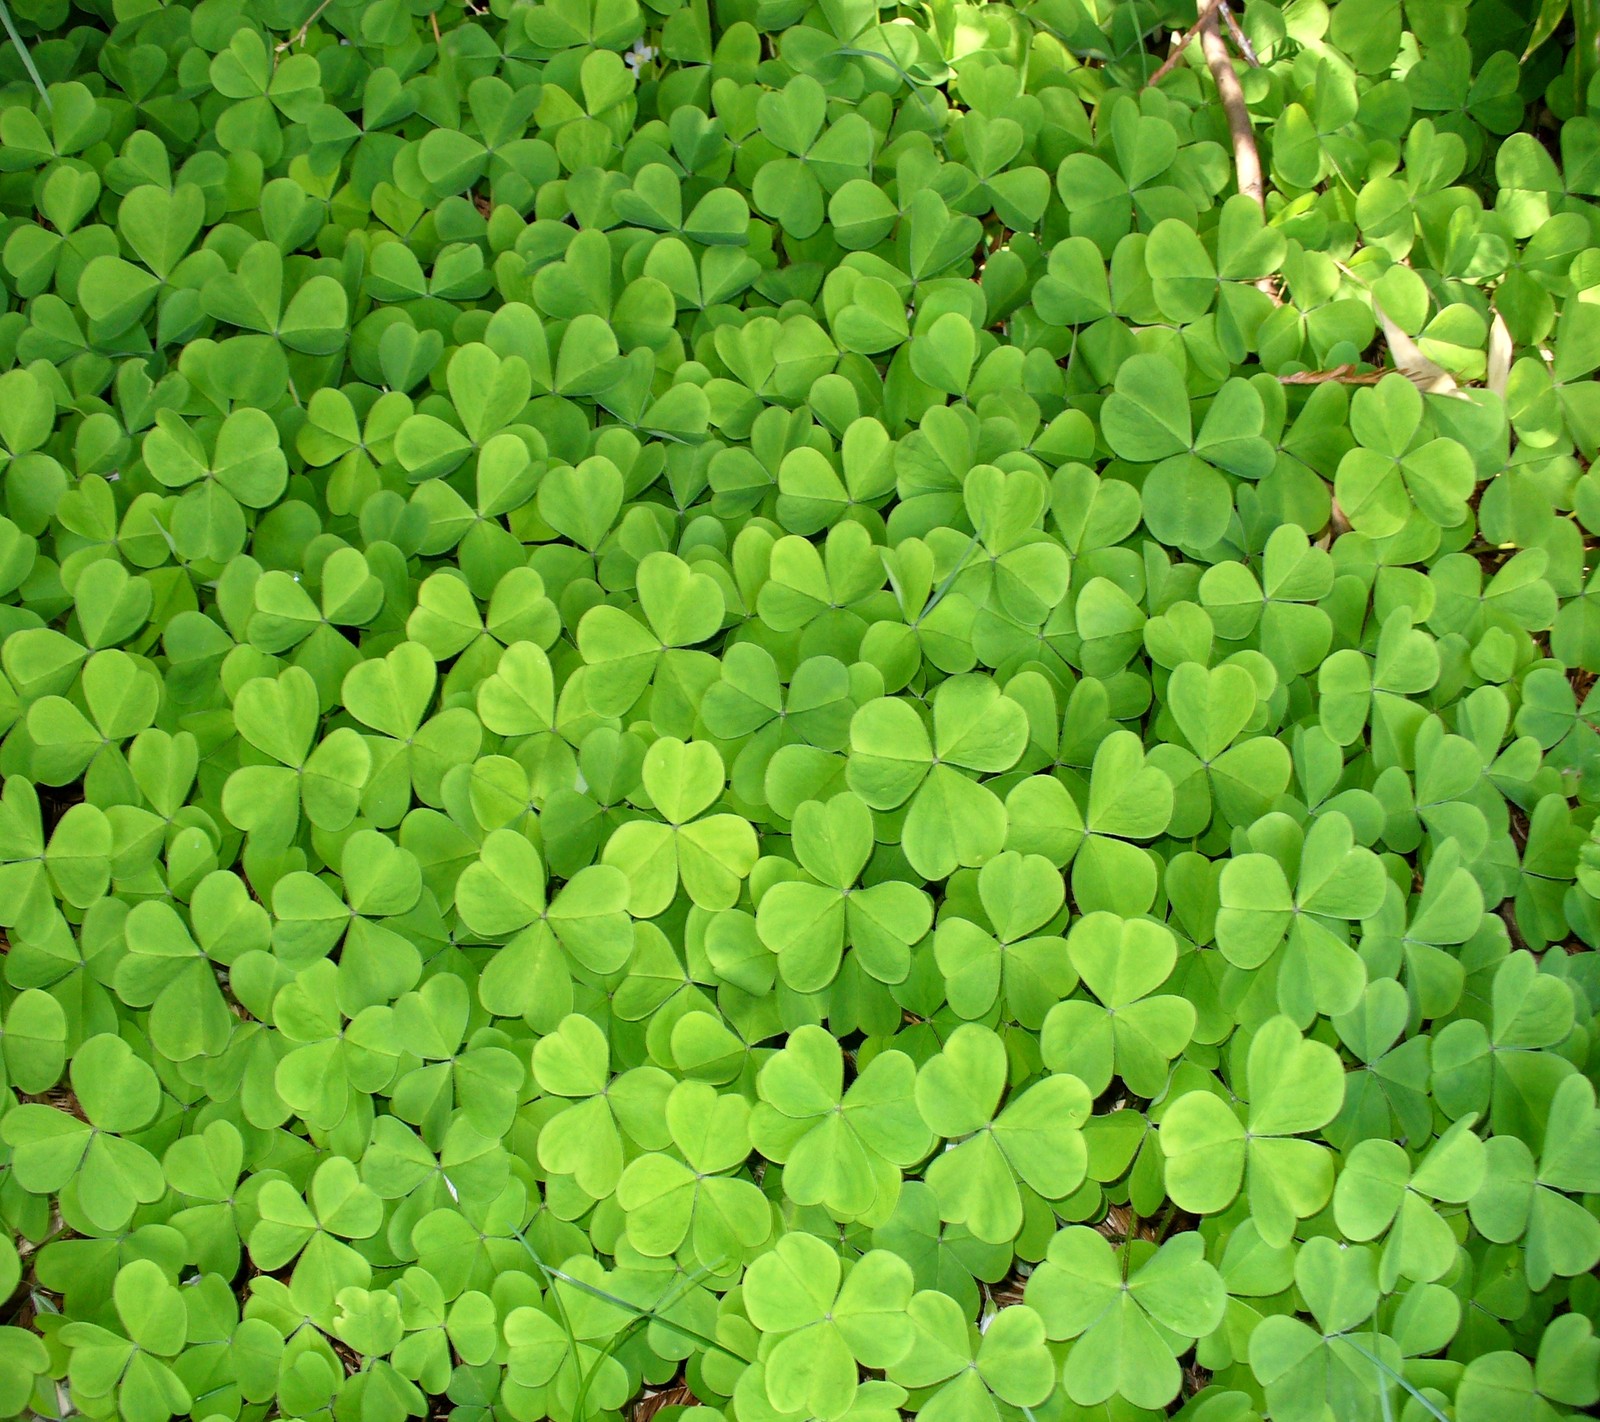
847;676;1027;880
1042;912;1196;1097
0;5;1597;1419
750;1026;932;1224
916;1024;1091;1244
615;1079;772;1271
886;1293;1056;1421
1025;1226;1226;1410
743;1234;914;1419
1160;1016;1346;1246
3;1033;164;1231
935;850;1072;1027
757;790;931;991
601;736;759;917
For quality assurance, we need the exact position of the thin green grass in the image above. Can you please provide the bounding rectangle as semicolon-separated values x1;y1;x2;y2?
512;1222;752;1416
0;0;50;107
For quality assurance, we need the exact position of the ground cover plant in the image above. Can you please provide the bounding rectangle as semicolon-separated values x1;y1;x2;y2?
1;0;1600;1418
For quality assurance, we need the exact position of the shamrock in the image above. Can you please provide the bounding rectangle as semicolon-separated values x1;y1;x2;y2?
1160;1015;1345;1246
1025;1226;1226;1410
1042;912;1196;1097
935;849;1073;1026
756;523;889;648
221;667;371;845
1067;729;1175;915
1469;1071;1600;1289
1247;1236;1395;1421
111;900;234;1062
750;1025;932;1224
846;676;1028;880
886;1293;1056;1421
756;790;932;991
25;648;161;788
162;1120;250;1277
916;1024;1091;1244
531;1013;672;1199
615;1080;772;1270
1216;810;1387;1023
700;645;858;807
389;1270;498;1395
141;407;287;564
58;1261;192;1422
577;551;725;719
2;1034;165;1231
1103;356;1274;551
340;641;482;826
271;959;402;1133
742;1234;914;1419
1333;1114;1486;1288
1154;660;1292;833
600;737;759;917
247;1156;382;1323
0;777;111;937
1334;375;1476;537
870;1182;1013;1319
504;1257;634;1418
1199;523;1335;677
750;75;875;239
1432;950;1579;1138
1327;979;1434;1151
366;973;525;1141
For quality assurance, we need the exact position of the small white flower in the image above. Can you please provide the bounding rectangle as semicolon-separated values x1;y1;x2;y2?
625;39;656;74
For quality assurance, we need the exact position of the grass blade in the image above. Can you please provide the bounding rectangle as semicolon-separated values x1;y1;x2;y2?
0;0;50;108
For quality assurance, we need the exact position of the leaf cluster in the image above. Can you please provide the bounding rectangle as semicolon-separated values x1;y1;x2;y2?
0;1;1598;1422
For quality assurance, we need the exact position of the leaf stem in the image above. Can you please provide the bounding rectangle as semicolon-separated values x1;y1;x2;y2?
1153;1200;1180;1240
831;46;946;146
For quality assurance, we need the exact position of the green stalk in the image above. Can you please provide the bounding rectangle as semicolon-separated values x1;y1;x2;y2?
1578;0;1600;113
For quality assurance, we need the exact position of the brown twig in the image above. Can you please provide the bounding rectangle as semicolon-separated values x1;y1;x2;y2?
277;0;335;51
1145;0;1225;88
1198;8;1278;302
1223;6;1260;66
1200;9;1262;210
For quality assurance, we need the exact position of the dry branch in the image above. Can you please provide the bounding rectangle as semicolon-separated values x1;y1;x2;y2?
1223;5;1260;66
1200;9;1263;211
1145;0;1226;89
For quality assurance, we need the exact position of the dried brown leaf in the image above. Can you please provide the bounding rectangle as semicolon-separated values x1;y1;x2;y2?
1487;309;1514;397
